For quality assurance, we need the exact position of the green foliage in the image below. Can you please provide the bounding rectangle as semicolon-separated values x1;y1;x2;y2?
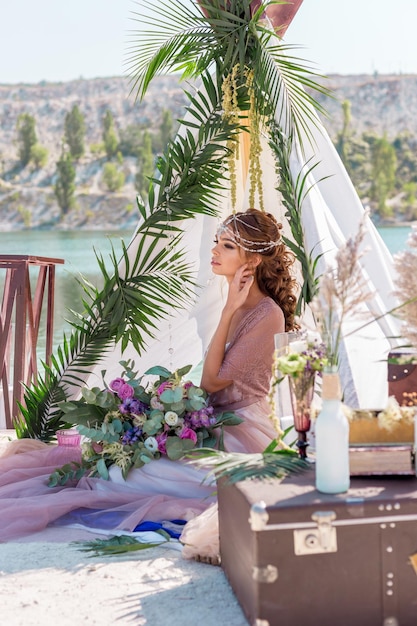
54;150;76;214
102;109;119;160
402;181;417;219
187;443;308;484
392;132;417;189
48;462;88;486
269;123;325;312
90;142;105;156
334;101;417;219
370;135;397;216
119;124;146;157
102;162;125;192
64;105;86;160
335;99;351;162
16;113;37;166
127;0;330;147
30;143;48;169
72;535;166;556
135;130;154;198
16;204;32;227
153;108;175;153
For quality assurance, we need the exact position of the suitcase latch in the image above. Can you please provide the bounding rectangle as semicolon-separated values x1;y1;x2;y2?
294;510;337;556
249;501;269;531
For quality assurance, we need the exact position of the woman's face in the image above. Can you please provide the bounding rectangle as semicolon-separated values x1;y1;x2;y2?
211;227;247;278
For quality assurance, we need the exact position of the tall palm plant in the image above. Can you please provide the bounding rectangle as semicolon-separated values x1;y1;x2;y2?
16;73;239;439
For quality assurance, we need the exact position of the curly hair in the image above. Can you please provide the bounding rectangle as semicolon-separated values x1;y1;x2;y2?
224;208;299;331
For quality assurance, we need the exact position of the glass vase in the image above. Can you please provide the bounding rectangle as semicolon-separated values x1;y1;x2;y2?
288;371;316;458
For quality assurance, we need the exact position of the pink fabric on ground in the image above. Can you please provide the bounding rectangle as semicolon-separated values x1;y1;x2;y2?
0;398;276;543
0;297;280;550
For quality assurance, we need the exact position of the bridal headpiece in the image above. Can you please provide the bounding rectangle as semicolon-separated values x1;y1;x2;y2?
218;213;282;253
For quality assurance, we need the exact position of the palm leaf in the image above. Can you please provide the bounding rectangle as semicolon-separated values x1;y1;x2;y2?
72;535;167;557
186;447;309;484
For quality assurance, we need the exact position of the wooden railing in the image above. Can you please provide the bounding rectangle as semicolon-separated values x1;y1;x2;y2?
0;255;64;429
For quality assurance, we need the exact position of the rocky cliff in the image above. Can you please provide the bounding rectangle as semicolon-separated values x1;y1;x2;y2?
0;73;415;230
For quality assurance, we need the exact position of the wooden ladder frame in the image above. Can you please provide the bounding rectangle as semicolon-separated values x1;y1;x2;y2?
0;255;64;429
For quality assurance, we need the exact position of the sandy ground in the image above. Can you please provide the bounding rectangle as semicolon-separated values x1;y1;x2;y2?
0;529;249;626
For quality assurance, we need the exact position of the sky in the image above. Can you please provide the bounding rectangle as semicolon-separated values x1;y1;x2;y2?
1;0;417;84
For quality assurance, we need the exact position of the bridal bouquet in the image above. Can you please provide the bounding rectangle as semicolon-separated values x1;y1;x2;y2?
50;361;242;484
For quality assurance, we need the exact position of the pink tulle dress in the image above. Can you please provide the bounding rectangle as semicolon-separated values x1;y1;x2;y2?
0;297;283;556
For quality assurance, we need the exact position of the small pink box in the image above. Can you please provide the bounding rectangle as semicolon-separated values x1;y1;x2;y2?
56;429;81;447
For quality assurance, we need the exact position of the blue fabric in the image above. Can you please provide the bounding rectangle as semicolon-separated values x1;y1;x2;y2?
53;507;186;539
133;519;187;539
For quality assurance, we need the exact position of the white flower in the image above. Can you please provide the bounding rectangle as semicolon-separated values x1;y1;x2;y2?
144;436;159;452
164;411;179;426
150;396;164;410
377;396;404;431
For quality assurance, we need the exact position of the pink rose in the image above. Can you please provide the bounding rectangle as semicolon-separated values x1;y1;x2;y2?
92;442;103;454
109;378;125;393
179;427;198;444
157;381;172;395
117;383;135;401
156;432;168;455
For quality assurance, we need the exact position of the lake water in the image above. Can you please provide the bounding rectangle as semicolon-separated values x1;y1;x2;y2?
0;224;413;359
376;225;413;255
0;230;133;361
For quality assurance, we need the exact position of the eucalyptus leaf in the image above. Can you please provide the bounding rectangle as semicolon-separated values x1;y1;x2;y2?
166;436;196;460
142;416;164;435
96;458;109;480
176;364;193;377
144;365;172;378
160;387;183;403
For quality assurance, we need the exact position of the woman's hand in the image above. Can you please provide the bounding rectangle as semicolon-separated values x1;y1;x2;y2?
225;264;254;312
200;264;254;393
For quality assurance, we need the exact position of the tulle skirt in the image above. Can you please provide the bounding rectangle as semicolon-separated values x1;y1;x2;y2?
0;400;276;549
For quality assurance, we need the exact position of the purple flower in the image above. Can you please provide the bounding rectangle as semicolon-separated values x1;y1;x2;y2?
109;377;125;393
119;397;144;415
117;383;135;401
186;407;215;428
122;426;142;445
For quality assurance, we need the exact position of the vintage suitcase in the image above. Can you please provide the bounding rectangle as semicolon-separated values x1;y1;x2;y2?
218;470;417;626
388;351;417;405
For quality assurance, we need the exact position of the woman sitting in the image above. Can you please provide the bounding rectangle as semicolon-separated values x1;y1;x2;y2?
0;208;299;556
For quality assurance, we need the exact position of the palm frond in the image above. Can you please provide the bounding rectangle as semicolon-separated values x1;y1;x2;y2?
72;535;166;557
186;447;308;484
127;0;331;149
255;40;331;146
268;122;330;311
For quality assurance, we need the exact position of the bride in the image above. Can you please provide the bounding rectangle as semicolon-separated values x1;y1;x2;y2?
0;208;299;559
